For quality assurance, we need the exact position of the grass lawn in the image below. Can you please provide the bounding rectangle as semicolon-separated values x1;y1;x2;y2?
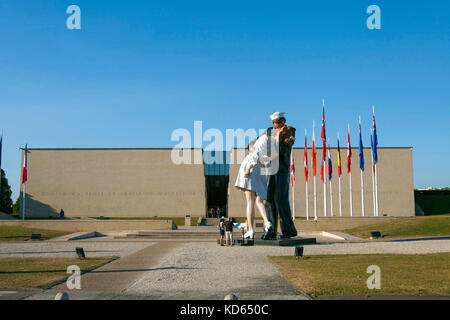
343;215;450;238
172;217;200;226
0;226;72;242
269;253;450;297
0;257;115;289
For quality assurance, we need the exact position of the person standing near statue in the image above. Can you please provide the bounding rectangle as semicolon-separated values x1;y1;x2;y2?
224;217;234;246
218;217;225;246
262;112;298;240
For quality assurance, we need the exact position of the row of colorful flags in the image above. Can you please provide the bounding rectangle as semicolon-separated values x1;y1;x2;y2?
297;112;378;181
290;103;380;219
294;110;378;180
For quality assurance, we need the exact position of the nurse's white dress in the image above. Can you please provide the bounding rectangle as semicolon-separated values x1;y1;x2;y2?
234;134;279;200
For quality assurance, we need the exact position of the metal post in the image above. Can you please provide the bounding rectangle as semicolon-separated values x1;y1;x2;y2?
361;169;365;217
349;172;353;217
313;176;317;220
292;182;295;220
22;145;27;221
338;176;342;216
329;174;333;216
22;183;26;221
375;164;379;216
371;143;376;216
305;180;309;220
323;150;327;217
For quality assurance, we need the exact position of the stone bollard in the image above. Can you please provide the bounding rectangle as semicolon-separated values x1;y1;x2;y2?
185;214;191;226
224;294;238;300
54;292;69;300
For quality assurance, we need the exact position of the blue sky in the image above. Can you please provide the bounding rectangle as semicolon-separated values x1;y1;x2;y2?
1;0;449;200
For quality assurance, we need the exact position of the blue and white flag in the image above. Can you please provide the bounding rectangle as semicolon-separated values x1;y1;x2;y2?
359;121;364;171
327;144;332;180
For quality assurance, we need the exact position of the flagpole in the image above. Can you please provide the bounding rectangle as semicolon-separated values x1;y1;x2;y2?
313;176;317;220
375;164;379;216
305;129;309;221
338;132;342;217
324;146;327;217
348;124;353;217
322;99;327;217
373;106;380;217
292;178;295;220
328;144;333;216
22;144;27;221
313;121;317;220
338;173;342;216
371;130;376;216
349;171;353;217
361;166;365;217
359;117;365;217
291;146;295;220
305;180;309;220
329;169;333;216
22;182;26;221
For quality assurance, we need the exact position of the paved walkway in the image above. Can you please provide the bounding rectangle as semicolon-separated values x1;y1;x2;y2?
52;242;180;292
0;241;151;258
125;242;308;300
2;237;449;300
123;238;450;299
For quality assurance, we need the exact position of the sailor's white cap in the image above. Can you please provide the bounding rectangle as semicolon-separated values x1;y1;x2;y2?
270;112;286;121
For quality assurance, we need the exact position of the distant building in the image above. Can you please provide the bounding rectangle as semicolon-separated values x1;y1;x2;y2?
416;187;434;191
19;147;414;218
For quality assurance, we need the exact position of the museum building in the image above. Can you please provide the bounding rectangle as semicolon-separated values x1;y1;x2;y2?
19;147;414;219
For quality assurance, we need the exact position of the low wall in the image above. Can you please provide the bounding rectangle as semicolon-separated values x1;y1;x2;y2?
0;219;177;232
293;217;403;231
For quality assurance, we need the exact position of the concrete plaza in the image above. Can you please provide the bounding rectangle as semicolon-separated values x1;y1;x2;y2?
0;233;449;300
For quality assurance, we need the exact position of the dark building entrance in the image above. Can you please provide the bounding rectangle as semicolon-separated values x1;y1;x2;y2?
203;151;230;217
205;175;229;217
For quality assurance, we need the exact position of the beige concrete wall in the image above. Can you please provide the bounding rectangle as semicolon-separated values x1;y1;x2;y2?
20;149;206;218
0;220;176;232
20;147;413;219
228;147;414;218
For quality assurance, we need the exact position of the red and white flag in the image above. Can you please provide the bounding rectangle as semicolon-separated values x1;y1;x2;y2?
312;125;317;177
347;126;352;174
22;144;28;184
290;149;295;187
320;103;326;183
303;130;308;182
